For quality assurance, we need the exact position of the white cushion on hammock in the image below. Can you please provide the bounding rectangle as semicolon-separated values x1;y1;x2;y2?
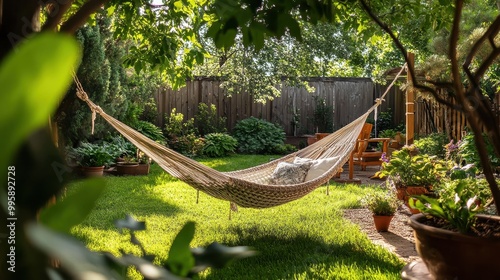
294;156;340;181
270;161;312;185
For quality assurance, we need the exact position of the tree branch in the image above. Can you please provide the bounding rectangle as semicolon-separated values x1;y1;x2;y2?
59;0;110;34
358;0;456;109
461;15;500;162
464;99;500;214
41;0;74;31
449;0;463;98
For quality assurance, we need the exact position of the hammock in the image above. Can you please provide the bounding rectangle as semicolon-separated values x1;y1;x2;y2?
74;66;404;209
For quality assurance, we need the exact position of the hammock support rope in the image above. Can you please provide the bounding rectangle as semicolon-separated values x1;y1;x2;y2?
74;65;405;208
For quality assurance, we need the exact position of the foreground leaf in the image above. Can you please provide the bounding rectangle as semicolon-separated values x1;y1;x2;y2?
40;178;106;234
26;223;118;280
166;222;195;277
0;33;79;174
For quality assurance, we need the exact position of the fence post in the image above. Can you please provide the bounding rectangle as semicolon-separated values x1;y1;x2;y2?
406;52;415;145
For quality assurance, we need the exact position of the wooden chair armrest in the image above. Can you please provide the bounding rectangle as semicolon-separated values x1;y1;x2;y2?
366;138;391;143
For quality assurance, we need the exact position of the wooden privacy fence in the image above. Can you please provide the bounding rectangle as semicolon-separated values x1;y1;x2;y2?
154;77;499;141
414;91;500;141
154;77;402;136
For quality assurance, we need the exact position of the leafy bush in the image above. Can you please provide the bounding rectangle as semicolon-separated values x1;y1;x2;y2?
378;145;449;187
410;180;483;234
108;136;137;157
459;133;500;169
135;120;165;144
164;108;197;138
414;132;448;158
362;191;400;216
202;133;238;157
273;144;299;155
435;178;492;207
169;135;205;157
378;129;398;139
375;109;398;135
164;108;202;155
232;117;286;154
312;96;334;133
68;142;116;167
194;103;227;136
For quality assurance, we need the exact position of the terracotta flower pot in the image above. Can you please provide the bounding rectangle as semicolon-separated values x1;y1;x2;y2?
373;215;394;232
315;132;330;140
396;186;429;213
135;163;150;175
116;162;139;175
80;166;104;177
307;136;318;146
409;213;500;279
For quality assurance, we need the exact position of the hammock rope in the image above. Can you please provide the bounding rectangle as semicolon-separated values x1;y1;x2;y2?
73;65;405;208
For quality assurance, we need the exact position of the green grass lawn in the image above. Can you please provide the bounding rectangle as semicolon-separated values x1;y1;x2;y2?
69;154;405;279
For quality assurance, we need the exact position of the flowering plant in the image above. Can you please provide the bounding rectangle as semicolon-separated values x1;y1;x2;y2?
362;191;400;216
377;145;449;188
445;139;461;164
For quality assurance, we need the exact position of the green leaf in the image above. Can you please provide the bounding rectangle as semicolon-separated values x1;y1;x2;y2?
166;221;196;277
40;178;105;234
0;32;80;209
26;223;116;279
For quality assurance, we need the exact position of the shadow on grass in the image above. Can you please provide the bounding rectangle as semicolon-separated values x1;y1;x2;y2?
71;171;183;231
202;225;403;280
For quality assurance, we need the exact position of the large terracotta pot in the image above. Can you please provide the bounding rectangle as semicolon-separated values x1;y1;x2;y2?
116;163;150;175
116;162;139;175
80;166;104;177
373;215;393;232
409;213;500;279
135;163;150;175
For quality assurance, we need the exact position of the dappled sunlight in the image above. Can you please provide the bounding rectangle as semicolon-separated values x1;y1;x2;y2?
69;157;405;280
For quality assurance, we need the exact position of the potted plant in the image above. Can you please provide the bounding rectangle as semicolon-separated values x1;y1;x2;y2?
376;145;448;212
409;179;500;279
116;155;140;175
362;191;400;232
69;142;114;177
135;150;151;175
357;1;500;277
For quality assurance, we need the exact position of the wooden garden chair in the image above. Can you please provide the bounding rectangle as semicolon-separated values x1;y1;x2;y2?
348;123;391;180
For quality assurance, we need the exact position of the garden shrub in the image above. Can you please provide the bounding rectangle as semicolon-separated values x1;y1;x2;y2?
375;109;398;135
164;108;197;137
164;108;202;156
435;178;492;206
273;144;299;155
232;117;286;154
378;129;398;139
194;103;227;136
312;96;334;133
169;135;205;157
108;136;136;157
459;133;500;169
135;120;165;144
414;132;448;158
202;133;238;157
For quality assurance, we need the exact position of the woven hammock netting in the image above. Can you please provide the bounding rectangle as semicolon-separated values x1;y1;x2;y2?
74;65;405;208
